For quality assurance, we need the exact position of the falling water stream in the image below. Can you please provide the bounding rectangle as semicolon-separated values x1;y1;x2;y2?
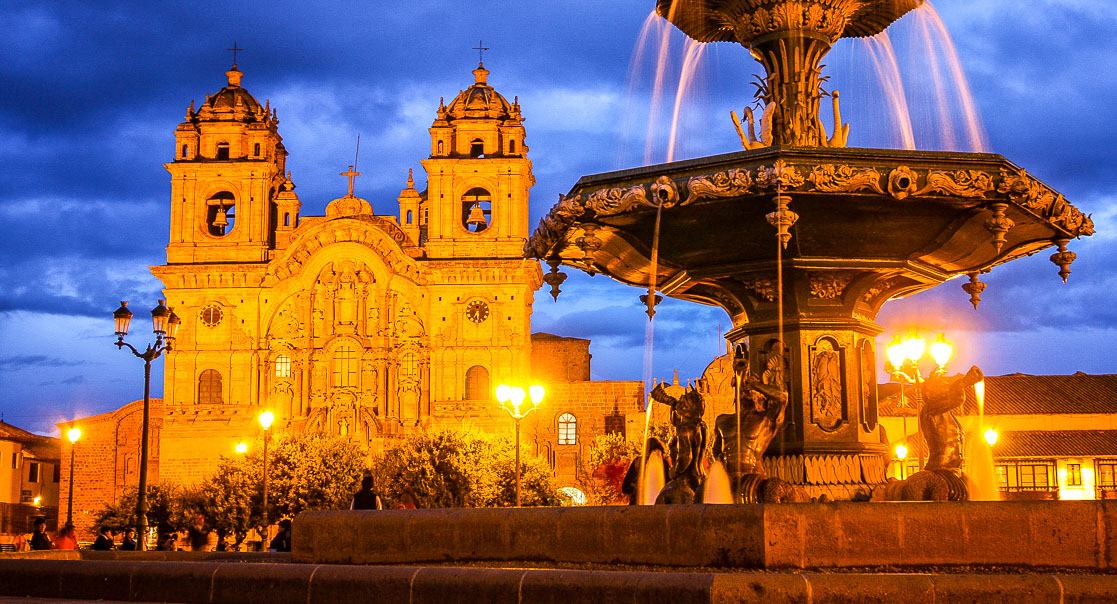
967;380;1001;501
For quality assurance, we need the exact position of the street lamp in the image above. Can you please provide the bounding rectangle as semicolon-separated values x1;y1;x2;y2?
66;427;81;526
258;411;274;532
984;428;998;446
495;384;545;506
885;332;953;472
235;442;248;454
894;442;908;479
113;300;180;551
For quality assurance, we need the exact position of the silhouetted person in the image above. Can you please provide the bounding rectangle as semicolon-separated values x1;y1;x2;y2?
92;526;114;550
350;475;383;510
30;518;52;551
186;514;217;552
119;528;137;551
269;519;292;552
54;523;78;550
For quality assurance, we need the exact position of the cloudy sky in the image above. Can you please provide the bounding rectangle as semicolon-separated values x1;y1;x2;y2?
1;1;1114;435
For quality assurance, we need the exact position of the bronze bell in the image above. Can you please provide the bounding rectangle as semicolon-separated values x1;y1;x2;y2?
466;202;487;228
213;206;229;230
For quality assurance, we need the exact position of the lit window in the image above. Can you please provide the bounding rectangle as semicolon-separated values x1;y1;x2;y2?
464;366;489;400
996;465;1008;489
1098;461;1117;487
198;369;223;404
275;355;292;378
1067;463;1083;487
557;413;577;445
333;344;357;388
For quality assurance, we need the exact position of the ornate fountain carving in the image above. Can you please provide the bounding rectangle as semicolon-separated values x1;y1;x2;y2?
808;164;884;194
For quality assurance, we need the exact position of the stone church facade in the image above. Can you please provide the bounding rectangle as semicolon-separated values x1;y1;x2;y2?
60;62;650;532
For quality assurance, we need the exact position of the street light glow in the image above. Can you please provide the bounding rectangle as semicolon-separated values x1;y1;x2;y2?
930;333;952;367
902;333;925;362
259;411;275;430
235;442;248;454
67;427;81;443
895;444;908;460
885;336;906;370
984;428;998;445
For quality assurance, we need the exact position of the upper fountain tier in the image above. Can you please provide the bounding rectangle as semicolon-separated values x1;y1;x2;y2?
656;0;924;146
656;0;924;44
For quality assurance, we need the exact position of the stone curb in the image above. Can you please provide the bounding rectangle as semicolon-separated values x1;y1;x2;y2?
293;501;1115;570
2;559;1117;603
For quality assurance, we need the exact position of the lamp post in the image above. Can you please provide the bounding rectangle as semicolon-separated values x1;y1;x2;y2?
65;427;81;525
113;300;180;551
258;411;274;534
885;332;953;473
495;384;545;507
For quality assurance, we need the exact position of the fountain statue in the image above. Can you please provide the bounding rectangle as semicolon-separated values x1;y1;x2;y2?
526;0;1094;500
649;379;708;503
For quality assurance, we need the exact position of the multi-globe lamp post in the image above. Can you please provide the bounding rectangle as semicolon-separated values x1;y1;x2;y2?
885;332;953;474
495;384;544;507
65;427;81;526
113;300;180;550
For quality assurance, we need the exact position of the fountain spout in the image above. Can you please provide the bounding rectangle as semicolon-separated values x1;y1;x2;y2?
656;0;923;146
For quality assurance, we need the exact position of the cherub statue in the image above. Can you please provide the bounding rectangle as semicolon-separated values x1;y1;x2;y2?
711;345;789;502
920;365;984;472
649;380;707;504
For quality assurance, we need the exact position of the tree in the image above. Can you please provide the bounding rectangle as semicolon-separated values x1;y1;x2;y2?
371;429;558;508
198;456;259;547
265;431;367;517
576;433;641;505
92;483;191;536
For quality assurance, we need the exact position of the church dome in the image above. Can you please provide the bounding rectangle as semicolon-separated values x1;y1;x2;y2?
194;65;270;123
441;63;521;122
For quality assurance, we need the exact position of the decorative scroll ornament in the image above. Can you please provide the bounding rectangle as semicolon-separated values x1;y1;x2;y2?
650;175;680;206
862;278;900;304
542;258;567;301
997;167;1094;237
912;170;994;198
587;185;654;216
961;272;986;309
809;337;845;432
887;166;919;200
808;164;884;194
1050;238;1076;284
984;202;1015;253
757;159;805;189
524;193;586;259
809;273;852;299
767;194;799;249
684;168;754;204
575;224;603;276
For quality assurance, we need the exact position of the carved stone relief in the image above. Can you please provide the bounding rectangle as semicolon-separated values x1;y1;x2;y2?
809;337;845;431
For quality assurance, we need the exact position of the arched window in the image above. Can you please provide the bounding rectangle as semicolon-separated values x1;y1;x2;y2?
557;413;577;445
181;144;189;159
253;143;261;156
437;140;444;154
215;142;230;160
470;138;484;157
198;369;223;404
406;210;413;224
283;213;290;227
461;187;491;233
333;343;357;388
206;191;235;236
274;355;292;378
464;365;489;400
508;139;516;154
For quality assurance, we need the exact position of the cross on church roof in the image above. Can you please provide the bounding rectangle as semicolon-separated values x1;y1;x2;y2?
473;40;490;64
227;41;243;66
341;165;361;197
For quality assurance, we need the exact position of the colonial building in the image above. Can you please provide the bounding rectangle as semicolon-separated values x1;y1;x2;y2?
881;372;1117;500
59;61;646;533
0;421;60;546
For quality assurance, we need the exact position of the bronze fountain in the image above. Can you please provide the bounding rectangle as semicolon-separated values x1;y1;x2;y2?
525;0;1093;501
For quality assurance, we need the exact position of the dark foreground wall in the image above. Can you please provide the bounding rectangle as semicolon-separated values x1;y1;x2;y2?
1;558;1117;604
294;500;1117;569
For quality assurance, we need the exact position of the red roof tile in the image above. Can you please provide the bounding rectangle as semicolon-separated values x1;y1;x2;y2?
879;373;1117;416
994;430;1117;458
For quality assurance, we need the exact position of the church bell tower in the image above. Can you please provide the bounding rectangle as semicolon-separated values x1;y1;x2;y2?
419;63;534;258
165;64;293;263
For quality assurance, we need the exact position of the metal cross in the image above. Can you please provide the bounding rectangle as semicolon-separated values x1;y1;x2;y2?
472;40;490;64
341;165;361;197
227;42;243;65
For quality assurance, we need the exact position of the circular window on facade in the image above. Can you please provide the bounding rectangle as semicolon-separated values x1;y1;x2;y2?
200;305;223;327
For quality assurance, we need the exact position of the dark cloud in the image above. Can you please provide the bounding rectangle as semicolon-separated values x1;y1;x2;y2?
0;0;1113;428
0;355;88;370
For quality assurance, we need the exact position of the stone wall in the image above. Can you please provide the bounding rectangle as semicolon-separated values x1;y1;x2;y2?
530;333;590;382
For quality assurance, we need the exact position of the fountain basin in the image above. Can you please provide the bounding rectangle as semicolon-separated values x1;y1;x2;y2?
295;501;1117;570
